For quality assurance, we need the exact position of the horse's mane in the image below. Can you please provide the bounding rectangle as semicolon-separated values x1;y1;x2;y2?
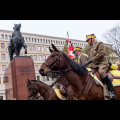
32;80;49;86
62;52;88;75
27;80;50;87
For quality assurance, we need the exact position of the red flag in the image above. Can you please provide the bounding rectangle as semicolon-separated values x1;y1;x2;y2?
66;32;74;58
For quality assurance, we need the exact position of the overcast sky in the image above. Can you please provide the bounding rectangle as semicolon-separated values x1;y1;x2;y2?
0;20;120;43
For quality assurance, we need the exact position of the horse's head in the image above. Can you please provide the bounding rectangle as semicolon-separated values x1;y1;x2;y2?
39;44;66;76
13;23;21;31
26;79;39;100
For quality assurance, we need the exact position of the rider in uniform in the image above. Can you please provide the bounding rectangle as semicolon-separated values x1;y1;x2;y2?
84;34;117;100
72;47;89;65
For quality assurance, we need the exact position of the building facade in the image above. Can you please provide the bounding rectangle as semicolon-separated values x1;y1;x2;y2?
0;29;88;100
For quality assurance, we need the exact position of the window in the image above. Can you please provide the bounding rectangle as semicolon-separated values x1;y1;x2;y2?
41;47;44;52
37;76;40;81
2;65;6;71
0;96;3;100
5;35;7;39
38;46;40;51
58;41;60;45
1;34;4;39
43;56;46;60
29;38;31;42
3;77;5;83
9;35;11;39
29;45;32;51
0;77;1;84
48;40;50;44
43;39;45;43
1;53;5;60
39;55;42;61
33;46;36;51
46;56;48;59
42;76;45;81
35;65;39;71
26;37;28;41
51;40;53;44
1;43;5;49
40;39;42;43
34;55;37;61
46;76;49;81
46;47;49;52
30;55;33;59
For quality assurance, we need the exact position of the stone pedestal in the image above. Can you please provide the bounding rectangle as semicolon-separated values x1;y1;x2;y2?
4;56;36;100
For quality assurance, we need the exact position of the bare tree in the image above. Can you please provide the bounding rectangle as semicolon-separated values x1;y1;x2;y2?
103;25;120;57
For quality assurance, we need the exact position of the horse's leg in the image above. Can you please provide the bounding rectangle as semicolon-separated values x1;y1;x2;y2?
23;43;27;54
18;48;21;56
8;46;13;61
15;48;19;57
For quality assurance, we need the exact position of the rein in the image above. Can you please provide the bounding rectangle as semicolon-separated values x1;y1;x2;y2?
77;71;94;98
44;52;73;75
28;78;62;100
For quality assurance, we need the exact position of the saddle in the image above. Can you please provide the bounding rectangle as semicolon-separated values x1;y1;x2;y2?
87;67;120;87
87;67;113;87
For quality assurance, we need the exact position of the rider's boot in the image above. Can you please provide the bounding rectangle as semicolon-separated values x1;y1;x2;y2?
103;75;117;100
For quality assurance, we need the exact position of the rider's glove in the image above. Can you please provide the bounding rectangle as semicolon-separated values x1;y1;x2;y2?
83;60;92;67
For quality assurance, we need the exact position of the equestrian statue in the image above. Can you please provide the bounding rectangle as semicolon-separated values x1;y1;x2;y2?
8;24;27;61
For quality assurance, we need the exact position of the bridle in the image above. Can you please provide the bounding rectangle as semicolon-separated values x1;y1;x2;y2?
27;82;49;100
27;79;63;100
28;83;37;100
44;52;73;76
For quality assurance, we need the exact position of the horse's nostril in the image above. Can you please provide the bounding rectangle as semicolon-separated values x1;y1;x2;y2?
40;68;44;74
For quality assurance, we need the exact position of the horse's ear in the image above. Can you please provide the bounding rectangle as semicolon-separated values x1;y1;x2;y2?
51;44;59;52
49;47;54;53
27;79;31;84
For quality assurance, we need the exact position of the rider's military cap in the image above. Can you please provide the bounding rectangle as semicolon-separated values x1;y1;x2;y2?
86;34;96;42
73;47;82;53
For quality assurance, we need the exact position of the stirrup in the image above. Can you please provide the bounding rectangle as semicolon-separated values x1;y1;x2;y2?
105;92;117;100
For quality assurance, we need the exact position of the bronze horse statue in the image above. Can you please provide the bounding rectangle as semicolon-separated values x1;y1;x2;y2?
26;79;65;100
39;44;120;100
8;24;27;61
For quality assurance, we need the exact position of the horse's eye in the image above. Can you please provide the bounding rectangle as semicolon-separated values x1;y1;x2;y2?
51;55;55;57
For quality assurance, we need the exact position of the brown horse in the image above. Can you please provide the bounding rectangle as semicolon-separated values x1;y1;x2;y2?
39;44;120;100
26;79;60;100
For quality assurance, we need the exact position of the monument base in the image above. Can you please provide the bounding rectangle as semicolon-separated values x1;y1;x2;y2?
4;56;36;100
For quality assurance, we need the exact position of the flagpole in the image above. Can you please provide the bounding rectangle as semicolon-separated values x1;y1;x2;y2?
67;31;69;40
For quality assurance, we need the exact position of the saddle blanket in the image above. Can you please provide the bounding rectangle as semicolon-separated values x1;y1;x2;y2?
87;68;120;87
53;85;66;100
